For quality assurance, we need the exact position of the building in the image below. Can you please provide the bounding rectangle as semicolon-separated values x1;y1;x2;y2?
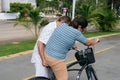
0;0;36;12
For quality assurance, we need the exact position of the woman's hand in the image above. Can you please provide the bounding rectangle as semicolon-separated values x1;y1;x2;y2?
72;45;77;50
85;37;100;46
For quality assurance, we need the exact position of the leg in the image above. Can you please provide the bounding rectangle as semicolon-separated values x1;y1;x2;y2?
35;62;49;78
45;54;68;80
51;60;68;80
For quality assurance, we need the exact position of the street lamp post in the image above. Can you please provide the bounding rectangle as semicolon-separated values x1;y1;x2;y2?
96;0;98;5
111;0;114;10
72;0;76;20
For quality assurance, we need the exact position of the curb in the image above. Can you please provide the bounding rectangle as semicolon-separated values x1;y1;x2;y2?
0;50;33;60
75;33;120;43
0;33;120;60
90;33;120;39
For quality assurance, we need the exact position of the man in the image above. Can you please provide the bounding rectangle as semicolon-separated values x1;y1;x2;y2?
44;17;99;80
31;16;71;79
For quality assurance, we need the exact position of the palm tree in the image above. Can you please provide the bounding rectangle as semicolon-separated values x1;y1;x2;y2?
75;1;97;24
75;1;119;32
29;8;42;39
14;8;49;39
94;8;119;31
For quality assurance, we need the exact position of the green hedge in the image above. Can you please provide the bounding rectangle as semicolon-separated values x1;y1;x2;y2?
10;3;33;13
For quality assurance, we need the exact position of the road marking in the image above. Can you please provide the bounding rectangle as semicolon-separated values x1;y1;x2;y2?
24;46;115;80
66;59;76;65
23;75;35;80
95;46;115;54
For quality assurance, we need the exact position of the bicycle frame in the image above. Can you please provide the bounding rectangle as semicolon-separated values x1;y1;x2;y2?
67;46;98;80
48;46;98;80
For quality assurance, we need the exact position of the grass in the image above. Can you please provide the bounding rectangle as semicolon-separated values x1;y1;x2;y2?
0;40;36;56
0;29;120;57
84;29;120;38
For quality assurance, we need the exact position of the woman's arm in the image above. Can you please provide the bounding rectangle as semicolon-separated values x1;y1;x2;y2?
85;37;99;46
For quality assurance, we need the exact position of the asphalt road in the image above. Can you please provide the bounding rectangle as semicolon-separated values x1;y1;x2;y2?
0;20;34;43
0;34;120;80
66;34;120;80
94;35;120;80
0;17;57;43
0;20;120;80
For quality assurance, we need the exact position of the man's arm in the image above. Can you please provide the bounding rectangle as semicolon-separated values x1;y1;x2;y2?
37;41;48;66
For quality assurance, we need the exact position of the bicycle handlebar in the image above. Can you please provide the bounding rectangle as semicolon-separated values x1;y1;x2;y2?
70;39;100;51
75;45;97;66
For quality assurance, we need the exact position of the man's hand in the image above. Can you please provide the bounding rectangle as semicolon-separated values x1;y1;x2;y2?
37;41;49;66
42;60;49;67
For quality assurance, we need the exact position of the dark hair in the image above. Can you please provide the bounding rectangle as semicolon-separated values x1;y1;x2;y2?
69;17;88;29
58;16;71;24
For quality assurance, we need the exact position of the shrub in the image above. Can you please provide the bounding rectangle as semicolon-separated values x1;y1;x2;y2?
10;3;33;17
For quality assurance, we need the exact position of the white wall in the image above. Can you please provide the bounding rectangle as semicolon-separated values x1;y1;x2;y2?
0;13;20;20
2;0;10;12
0;0;2;12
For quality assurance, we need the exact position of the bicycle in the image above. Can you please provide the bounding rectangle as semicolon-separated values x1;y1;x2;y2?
31;46;98;80
67;46;98;80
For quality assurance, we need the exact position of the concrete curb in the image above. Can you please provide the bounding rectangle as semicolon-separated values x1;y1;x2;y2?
89;33;120;39
0;33;120;60
0;50;33;60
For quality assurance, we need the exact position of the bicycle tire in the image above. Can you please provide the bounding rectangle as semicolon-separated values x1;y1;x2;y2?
29;77;50;80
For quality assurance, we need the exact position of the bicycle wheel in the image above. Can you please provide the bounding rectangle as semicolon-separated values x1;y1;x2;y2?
86;65;98;80
29;77;50;80
67;61;88;80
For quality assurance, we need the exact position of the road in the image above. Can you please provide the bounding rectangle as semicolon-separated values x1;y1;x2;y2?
66;34;120;80
0;17;57;43
0;20;34;43
0;34;120;80
94;35;120;80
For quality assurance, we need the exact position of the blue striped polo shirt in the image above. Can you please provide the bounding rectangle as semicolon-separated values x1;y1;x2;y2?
45;23;87;59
